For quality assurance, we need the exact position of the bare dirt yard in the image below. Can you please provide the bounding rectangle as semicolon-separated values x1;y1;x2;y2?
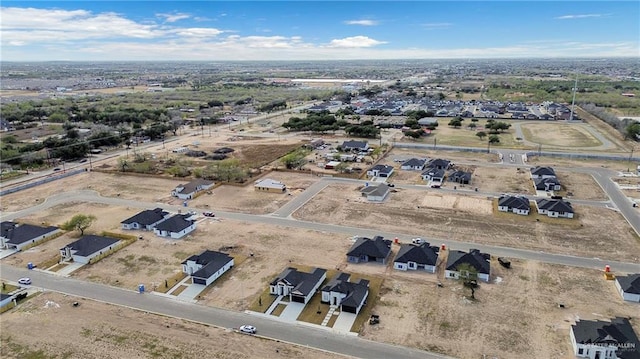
555;170;608;200
470;166;534;194
0;292;348;359
294;184;640;262
361;260;640;359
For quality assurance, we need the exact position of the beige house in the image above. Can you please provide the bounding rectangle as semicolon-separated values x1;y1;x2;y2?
254;178;286;193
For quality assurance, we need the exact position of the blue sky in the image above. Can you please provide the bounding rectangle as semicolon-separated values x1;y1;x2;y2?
1;1;638;61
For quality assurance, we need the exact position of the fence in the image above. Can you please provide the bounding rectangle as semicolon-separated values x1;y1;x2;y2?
0;169;86;196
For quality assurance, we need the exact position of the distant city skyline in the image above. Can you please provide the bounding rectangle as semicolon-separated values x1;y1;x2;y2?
1;1;639;61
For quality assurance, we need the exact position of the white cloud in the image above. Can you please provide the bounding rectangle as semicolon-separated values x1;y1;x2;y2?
171;28;224;38
156;12;190;23
327;36;386;48
555;13;609;20
344;19;378;26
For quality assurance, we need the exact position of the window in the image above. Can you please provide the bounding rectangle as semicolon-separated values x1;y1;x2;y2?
578;348;583;355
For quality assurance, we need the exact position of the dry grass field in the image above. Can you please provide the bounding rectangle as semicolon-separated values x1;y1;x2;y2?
294;184;640;262
0;292;348;359
555;171;608;200
361;261;640;359
520;122;603;148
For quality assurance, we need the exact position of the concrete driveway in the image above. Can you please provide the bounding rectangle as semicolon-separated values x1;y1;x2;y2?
333;312;357;333
177;283;206;301
55;262;85;276
279;301;305;322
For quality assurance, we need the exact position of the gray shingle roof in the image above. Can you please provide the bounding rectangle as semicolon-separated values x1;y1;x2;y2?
62;235;119;257
572;317;640;359
271;267;327;297
536;199;573;213
187;250;234;280
121;208;168;225
534;177;561;190
401;158;426;167
530;166;556;177
394;242;439;266
347;236;391;259
446;249;491;275
0;221;59;245
321;272;369;309
498;196;530;210
155;215;194;233
617;274;640;295
175;179;214;195
360;184;390;198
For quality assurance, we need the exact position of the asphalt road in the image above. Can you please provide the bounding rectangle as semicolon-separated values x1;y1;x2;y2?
0;264;451;359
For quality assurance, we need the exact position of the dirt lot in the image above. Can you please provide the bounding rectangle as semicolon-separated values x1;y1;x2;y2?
470;166;534;194
520;122;603;148
0;292;348;359
294;184;640;262
555;171;608;200
361;260;640;359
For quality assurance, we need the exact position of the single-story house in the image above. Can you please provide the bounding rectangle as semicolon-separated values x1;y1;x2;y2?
307;138;325;149
1;293;15;308
534;177;562;191
360;183;391;202
449;170;472;184
498;195;531;215
615;274;640;303
182;250;234;286
445;248;491;282
321;272;369;314
571;317;640;359
254;178;286;193
0;221;60;251
530;166;557;179
393;242;439;273
269;267;327;304
172;179;215;200
401;158;427;171
366;164;394;178
347;236;392;264
535;199;574;218
120;208;169;231
427;158;451;170
341;140;369;152
153;215;196;239
421;168;445;183
417;118;438;126
60;235;120;264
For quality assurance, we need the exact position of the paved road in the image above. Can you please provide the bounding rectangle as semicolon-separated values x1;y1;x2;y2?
0;265;449;359
3;190;639;273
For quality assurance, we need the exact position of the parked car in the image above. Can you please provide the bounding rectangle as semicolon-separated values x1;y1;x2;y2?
18;277;31;285
239;325;256;334
53;168;61;172
79;159;88;163
203;211;215;217
412;238;425;244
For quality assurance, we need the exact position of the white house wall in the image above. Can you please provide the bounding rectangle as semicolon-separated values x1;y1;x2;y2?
394;262;408;271
72;243;118;264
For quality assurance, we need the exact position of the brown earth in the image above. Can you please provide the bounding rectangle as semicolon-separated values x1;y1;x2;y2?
0;292;349;359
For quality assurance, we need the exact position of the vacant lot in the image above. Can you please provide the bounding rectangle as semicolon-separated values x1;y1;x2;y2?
555;171;608;200
520;122;603;148
0;292;347;359
361;260;640;359
294;184;640;262
471;166;534;194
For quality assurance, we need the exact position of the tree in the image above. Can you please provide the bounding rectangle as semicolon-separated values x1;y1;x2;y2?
448;118;462;128
488;135;500;144
456;263;479;300
468;123;477;130
61;214;96;236
625;122;640;140
476;131;487;140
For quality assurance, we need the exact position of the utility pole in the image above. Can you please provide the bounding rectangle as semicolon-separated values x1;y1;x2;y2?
434;137;437;150
569;74;578;122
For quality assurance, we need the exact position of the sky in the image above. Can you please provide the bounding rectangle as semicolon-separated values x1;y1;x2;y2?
1;1;639;61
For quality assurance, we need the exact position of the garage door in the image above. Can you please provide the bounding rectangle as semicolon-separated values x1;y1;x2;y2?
193;277;207;285
291;295;305;303
342;305;356;314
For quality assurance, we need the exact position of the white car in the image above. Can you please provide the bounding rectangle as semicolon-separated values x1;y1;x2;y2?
18;277;31;285
239;325;256;334
412;238;425;245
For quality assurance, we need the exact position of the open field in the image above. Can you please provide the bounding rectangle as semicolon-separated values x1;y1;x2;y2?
294;184;640;262
520;122;603;148
527;155;638;172
0;292;348;359
361;260;640;359
400;119;522;148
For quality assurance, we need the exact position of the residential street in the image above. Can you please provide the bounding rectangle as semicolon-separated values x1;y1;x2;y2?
0;264;451;359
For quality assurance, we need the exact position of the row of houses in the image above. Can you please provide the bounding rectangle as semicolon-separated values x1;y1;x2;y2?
346;236;492;282
498;195;575;218
269;267;370;314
